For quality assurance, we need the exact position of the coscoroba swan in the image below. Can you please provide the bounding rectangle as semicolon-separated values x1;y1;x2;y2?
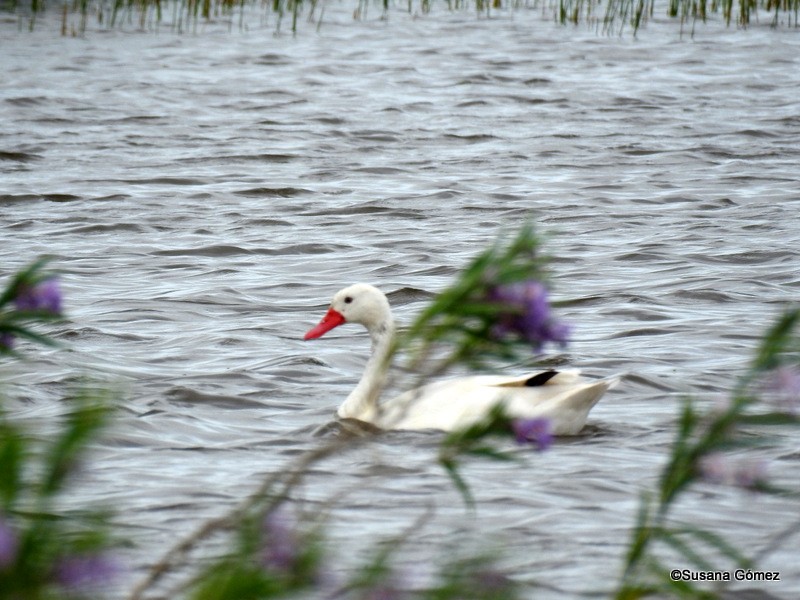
304;283;618;435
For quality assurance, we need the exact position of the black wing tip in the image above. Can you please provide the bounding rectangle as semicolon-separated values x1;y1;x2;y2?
524;370;559;387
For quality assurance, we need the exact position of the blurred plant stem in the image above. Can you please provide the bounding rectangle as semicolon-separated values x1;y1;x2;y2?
615;307;800;599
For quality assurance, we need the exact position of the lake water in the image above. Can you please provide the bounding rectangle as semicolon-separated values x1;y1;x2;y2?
1;5;799;598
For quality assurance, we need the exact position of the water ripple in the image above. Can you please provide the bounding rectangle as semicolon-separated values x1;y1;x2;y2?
2;11;799;599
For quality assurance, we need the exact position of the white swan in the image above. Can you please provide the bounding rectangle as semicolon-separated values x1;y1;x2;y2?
304;283;618;435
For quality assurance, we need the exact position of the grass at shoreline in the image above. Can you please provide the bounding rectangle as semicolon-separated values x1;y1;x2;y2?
2;0;799;35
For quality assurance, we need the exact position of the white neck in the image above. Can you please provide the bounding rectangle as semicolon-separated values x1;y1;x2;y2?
337;317;396;422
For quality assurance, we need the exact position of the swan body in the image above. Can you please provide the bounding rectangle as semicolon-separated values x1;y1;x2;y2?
304;283;618;435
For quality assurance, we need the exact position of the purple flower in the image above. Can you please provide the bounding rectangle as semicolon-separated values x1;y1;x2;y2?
15;278;62;314
762;366;800;414
488;281;569;352
261;510;301;574
698;453;768;490
0;332;14;352
0;516;18;570
54;553;119;592
362;581;406;600
472;568;515;593
511;417;553;451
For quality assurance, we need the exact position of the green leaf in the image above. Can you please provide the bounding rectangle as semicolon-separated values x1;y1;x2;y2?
657;528;715;572
658;399;698;506
0;256;53;308
39;386;113;498
673;525;752;568
651;561;718;600
399;222;551;374
0;323;61;349
440;456;475;510
618;491;654;586
737;412;800;426
750;308;800;373
191;562;285;600
0;422;25;509
464;446;516;462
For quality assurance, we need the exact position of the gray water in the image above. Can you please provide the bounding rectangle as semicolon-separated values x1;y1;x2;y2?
2;7;800;598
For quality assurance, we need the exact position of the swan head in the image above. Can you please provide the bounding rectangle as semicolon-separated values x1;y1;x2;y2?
304;283;392;340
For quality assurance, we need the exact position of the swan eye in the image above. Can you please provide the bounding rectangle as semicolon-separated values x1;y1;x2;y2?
344;296;353;304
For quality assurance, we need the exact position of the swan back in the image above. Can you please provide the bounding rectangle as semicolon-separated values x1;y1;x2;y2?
376;372;619;435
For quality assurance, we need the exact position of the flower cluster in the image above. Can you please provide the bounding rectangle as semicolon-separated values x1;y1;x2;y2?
487;281;569;352
259;508;323;588
762;366;800;414
0;332;12;353
697;453;768;490
0;275;63;352
14;278;62;314
54;553;120;593
0;515;18;570
434;557;519;600
0;512;117;595
359;581;406;600
511;418;553;452
261;510;302;575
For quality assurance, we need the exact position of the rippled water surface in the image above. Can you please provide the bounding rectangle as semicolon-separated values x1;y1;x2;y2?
2;8;800;598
